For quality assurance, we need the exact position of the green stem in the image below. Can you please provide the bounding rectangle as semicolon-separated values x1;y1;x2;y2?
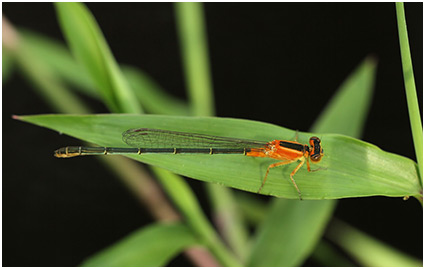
175;2;215;116
395;3;423;185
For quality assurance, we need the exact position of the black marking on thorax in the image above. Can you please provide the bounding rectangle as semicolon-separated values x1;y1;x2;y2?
279;141;305;152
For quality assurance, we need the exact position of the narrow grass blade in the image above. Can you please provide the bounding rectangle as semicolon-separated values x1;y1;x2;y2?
327;219;422;267
396;3;423;182
175;2;215;116
81;222;199;267
16;114;421;200
54;2;142;113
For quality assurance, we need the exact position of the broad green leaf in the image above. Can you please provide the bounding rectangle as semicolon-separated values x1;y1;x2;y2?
396;3;423;182
81;222;199;267
16;114;421;200
326;219;422;267
248;57;379;266
54;2;142;113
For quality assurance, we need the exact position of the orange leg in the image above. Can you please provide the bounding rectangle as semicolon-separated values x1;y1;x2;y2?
257;159;297;194
289;158;306;200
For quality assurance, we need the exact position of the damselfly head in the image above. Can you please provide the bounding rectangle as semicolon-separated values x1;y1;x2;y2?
309;136;323;163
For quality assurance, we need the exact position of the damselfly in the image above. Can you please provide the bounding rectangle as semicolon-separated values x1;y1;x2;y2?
55;128;324;199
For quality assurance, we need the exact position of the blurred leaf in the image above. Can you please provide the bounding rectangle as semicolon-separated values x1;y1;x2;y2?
310;240;356;266
153;168;240;266
327;219;422;267
122;66;190;116
248;200;335;266
311;56;377;137
206;183;251;262
20;29;97;97
2;45;14;82
16;114;421;200
248;57;380;266
54;2;141;113
235;192;268;225
81;222;199;267
11;38;90;114
20;29;190;115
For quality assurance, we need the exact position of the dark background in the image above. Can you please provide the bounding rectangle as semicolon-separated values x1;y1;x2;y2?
3;3;423;266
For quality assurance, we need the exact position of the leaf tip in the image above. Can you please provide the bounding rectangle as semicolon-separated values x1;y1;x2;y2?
365;54;379;67
11;114;21;120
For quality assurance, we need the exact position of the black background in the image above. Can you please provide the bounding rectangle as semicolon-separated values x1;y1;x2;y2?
3;3;423;266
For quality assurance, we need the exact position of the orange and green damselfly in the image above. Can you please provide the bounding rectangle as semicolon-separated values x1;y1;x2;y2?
55;128;324;199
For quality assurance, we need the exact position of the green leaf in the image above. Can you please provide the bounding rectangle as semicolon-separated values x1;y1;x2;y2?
122;66;190;116
206;184;250;262
11;37;90;114
326;219;422;267
175;2;214;116
152;168;241;266
19;29;190;115
54;2;142;113
2;45;14;82
20;29;98;98
235;192;268;225
81;222;199;267
311;56;377;137
16;114;421;200
396;3;423;182
310;240;356;267
245;56;384;267
248;200;335;266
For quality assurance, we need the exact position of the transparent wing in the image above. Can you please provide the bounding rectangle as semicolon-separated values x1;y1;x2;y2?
122;128;268;149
